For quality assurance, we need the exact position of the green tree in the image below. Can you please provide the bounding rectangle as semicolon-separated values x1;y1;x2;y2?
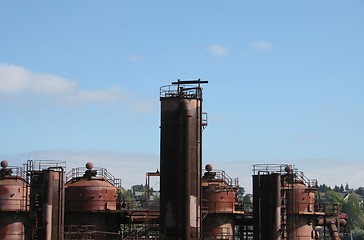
235;186;245;202
318;184;331;193
324;190;344;212
345;183;350;192
342;194;364;231
118;187;138;209
355;187;364;196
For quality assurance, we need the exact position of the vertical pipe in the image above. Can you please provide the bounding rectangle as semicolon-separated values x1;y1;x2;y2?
196;96;202;239
57;169;65;240
181;99;192;239
44;171;53;240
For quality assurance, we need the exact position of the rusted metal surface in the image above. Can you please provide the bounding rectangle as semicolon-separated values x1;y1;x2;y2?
0;222;25;240
65;178;117;211
202;167;237;214
28;168;65;240
201;165;237;239
0;161;28;240
0;178;27;211
284;173;316;239
253;173;281;240
159;80;207;239
251;164;347;240
64;165;120;239
203;190;236;213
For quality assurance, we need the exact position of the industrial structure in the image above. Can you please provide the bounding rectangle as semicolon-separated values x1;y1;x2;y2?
0;80;349;239
253;164;348;240
159;79;207;239
201;164;241;239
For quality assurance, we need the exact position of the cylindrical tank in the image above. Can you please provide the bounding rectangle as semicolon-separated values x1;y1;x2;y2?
0;160;28;240
160;80;206;239
286;180;316;239
252;164;318;240
253;173;281;240
65;178;117;211
64;163;120;240
202;165;236;240
28;168;65;240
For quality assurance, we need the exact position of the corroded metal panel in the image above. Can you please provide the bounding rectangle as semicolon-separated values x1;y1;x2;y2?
160;81;205;239
65;179;117;211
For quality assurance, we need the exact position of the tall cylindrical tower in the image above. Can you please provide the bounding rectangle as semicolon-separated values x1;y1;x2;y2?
27;164;65;240
159;79;207;239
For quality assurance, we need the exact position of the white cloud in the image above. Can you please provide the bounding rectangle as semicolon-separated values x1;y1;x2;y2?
0;63;157;113
207;44;228;57
250;40;272;50
0;64;76;95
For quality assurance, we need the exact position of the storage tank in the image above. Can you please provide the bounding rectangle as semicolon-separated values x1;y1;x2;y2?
64;162;121;240
27;160;65;240
253;171;282;240
159;80;207;239
201;164;237;240
0;160;28;240
252;164;319;240
283;166;316;239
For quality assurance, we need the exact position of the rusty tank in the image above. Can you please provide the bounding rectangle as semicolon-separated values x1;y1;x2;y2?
284;174;316;239
64;162;121;239
26;160;65;240
0;160;28;240
159;80;208;239
253;164;324;240
202;164;238;240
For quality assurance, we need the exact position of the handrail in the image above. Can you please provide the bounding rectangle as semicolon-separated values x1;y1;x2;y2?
252;164;317;188
2;166;27;180
160;84;203;99
203;169;239;188
29;160;66;171
66;167;122;188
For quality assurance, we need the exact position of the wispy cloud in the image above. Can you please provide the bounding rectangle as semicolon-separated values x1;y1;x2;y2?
250;40;272;50
0;64;76;95
207;44;228;57
0;63;156;113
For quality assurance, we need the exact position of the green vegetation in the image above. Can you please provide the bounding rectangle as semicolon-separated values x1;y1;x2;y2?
318;184;364;234
118;184;159;209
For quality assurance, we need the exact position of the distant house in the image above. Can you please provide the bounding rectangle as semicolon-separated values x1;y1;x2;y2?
342;192;364;206
319;191;364;208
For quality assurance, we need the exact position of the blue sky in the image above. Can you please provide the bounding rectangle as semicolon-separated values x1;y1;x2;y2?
1;1;363;192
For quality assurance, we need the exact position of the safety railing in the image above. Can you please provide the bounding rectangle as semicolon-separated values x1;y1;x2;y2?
160;84;203;99
204;169;239;188
27;160;66;172
66;167;122;188
252;164;317;188
1;165;27;180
